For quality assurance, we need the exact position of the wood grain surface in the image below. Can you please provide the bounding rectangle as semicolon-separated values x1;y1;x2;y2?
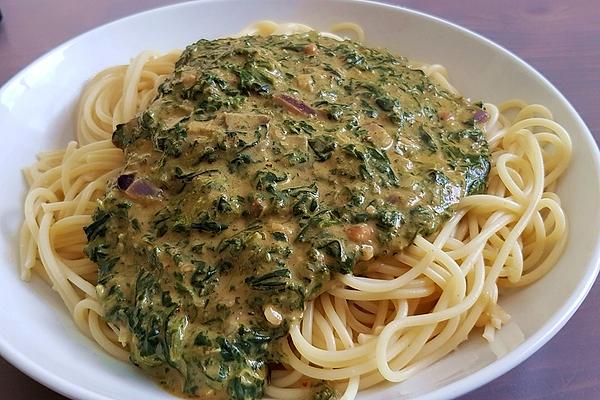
0;1;598;399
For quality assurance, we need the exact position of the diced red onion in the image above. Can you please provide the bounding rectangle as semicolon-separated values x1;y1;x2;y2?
117;173;135;190
125;179;161;199
474;108;489;123
273;93;317;116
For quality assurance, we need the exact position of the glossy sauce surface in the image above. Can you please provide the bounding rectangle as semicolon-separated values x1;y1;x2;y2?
85;33;489;399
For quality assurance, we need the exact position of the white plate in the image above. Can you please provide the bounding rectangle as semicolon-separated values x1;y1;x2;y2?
1;1;599;399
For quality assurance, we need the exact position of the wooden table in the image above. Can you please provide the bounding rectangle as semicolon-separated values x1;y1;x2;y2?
1;1;598;399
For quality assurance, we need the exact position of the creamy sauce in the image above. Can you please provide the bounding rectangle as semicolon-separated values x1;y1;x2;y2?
85;33;490;399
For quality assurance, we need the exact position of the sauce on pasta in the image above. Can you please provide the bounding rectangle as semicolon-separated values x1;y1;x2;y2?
85;33;489;399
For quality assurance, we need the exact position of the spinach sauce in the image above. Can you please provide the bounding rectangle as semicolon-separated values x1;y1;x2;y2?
85;33;490;399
